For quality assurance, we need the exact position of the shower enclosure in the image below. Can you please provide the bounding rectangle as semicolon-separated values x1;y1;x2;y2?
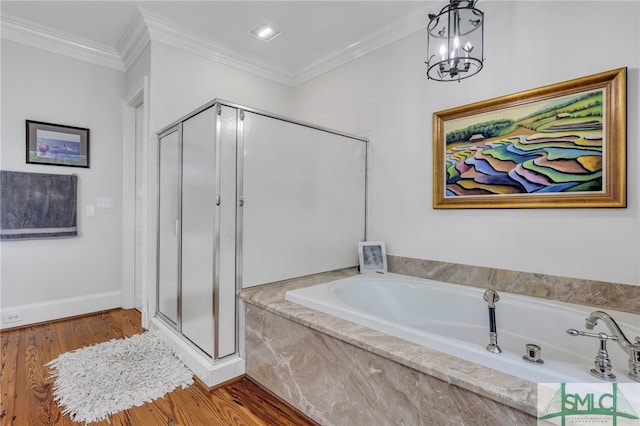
156;100;367;382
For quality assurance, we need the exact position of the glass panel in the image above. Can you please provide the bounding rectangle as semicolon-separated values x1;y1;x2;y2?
157;129;180;324
242;112;367;288
181;107;217;356
217;105;237;358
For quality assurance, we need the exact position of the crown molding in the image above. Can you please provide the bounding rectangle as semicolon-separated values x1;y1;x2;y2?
0;13;125;72
116;9;150;70
1;4;430;86
137;8;295;86
292;3;430;85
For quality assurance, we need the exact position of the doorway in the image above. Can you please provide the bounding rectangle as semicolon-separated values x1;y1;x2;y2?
123;77;149;323
133;103;144;310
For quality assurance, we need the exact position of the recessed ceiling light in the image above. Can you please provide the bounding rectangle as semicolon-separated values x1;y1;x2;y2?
249;20;282;42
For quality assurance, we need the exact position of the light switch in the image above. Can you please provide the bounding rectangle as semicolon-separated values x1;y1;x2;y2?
96;198;114;208
86;205;95;216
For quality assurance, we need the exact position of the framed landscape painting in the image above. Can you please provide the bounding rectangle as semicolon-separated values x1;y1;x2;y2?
433;68;626;209
26;120;90;168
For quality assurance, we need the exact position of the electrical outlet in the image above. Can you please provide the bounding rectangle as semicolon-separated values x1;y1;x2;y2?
3;311;23;324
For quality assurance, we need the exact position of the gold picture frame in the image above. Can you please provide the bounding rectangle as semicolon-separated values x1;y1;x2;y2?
433;68;626;209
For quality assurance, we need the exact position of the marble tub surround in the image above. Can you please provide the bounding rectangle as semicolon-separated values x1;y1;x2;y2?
245;303;535;425
240;269;537;424
388;255;640;315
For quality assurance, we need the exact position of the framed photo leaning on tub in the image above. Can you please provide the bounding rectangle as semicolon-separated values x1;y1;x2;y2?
358;241;387;273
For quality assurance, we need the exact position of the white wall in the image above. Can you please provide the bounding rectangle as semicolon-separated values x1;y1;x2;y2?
292;1;640;286
126;43;150;96
144;41;295;316
0;40;126;326
150;41;293;132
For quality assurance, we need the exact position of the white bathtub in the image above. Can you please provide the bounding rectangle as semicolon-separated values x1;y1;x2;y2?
285;272;640;384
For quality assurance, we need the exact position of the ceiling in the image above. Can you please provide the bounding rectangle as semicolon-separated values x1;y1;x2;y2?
0;1;433;85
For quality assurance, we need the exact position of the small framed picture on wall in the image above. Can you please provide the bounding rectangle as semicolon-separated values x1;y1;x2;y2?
26;120;90;168
358;241;387;273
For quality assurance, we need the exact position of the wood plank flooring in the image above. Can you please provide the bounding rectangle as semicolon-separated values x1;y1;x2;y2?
0;309;318;426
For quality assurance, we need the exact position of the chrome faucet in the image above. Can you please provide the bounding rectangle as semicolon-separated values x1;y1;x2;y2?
483;289;501;354
584;311;640;382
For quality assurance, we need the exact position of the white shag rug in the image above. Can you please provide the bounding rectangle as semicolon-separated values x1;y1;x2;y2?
47;331;194;424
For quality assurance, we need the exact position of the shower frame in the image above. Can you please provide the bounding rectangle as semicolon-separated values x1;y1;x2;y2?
155;99;368;383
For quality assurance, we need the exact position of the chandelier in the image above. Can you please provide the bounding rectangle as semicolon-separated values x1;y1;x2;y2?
425;0;484;82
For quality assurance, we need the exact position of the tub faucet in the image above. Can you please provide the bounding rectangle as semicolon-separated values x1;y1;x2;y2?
483;289;501;354
585;310;640;382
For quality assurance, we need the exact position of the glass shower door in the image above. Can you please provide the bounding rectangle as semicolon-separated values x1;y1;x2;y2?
156;104;237;360
157;127;181;325
181;107;217;357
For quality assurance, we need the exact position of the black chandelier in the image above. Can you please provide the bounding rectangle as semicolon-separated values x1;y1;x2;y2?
425;0;484;82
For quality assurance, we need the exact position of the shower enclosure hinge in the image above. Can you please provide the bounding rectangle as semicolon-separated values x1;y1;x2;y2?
239;110;245;121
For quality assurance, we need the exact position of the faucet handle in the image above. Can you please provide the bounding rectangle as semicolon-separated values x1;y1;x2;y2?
630;340;640;382
483;289;499;308
566;328;619;342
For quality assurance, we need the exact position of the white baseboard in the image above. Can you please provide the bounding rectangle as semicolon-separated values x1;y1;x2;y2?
149;317;245;388
0;291;122;329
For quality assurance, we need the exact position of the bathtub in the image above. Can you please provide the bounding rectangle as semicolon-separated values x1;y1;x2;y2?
285;272;640;384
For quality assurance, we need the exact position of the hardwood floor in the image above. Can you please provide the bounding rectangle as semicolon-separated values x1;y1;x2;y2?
0;309;318;426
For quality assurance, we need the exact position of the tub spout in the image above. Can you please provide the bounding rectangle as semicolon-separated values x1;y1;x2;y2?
586;311;633;354
585;310;640;382
483;289;501;354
